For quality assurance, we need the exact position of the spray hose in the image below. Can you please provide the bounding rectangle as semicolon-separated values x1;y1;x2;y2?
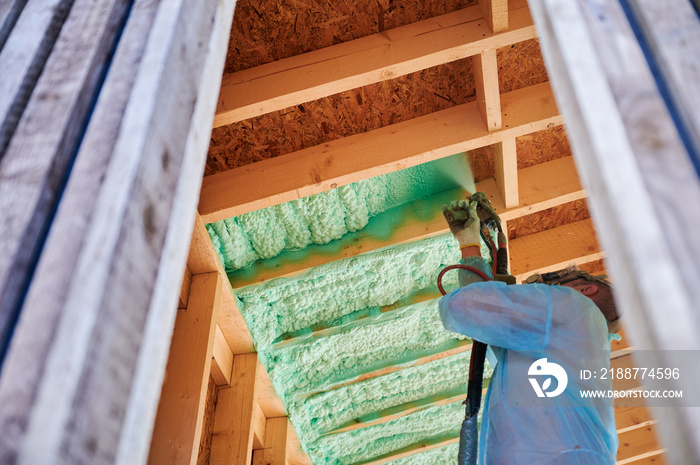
436;192;512;465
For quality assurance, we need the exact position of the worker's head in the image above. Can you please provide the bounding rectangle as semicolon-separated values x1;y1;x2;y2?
525;266;621;334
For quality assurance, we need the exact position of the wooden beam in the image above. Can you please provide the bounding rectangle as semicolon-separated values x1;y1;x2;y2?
530;0;700;461
253;417;289;465
211;325;233;386
287;426;311;465
211;353;259;465
229;155;582;289
200;82;562;223
510;219;602;282
251;401;266;451
257;361;287;418
479;0;509;33
213;4;534;126
617;449;666;465
617;422;661;462
473;49;502;131
0;0;236;462
148;272;222;465
494;138;518;207
189;213;255;354
179;265;192;309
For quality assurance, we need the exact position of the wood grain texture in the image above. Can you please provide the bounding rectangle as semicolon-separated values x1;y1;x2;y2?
0;0;131;358
479;0;508;33
0;0;236;463
200;81;562;223
211;353;259;465
214;3;534;126
473;48;502;131
148;272;222;465
530;0;700;461
494;137;518;207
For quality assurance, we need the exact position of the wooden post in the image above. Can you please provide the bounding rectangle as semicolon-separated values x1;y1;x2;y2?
479;0;509;33
148;272;222;465
493;138;518;207
211;353;260;465
253;417;289;465
472;49;502;131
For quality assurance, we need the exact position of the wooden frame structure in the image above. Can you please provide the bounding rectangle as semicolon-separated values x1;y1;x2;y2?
1;0;692;463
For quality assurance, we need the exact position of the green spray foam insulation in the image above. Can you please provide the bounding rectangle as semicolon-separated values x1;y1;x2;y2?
387;442;460;465
206;153;475;272
208;154;485;463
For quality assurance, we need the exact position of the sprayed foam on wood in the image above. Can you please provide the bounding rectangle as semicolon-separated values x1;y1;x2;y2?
507;198;591;240
226;0;478;74
196;377;219;465
497;38;549;93
516;125;572;169
207;59;476;174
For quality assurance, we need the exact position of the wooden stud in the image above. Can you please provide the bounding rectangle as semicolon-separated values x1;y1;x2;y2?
473;49;502;131
479;0;509;33
211;326;234;386
251;402;267;451
179;265;192;309
200;82;562;223
214;4;534;126
211;353;259;465
148;272;222;465
493;138;518;208
253;417;290;465
617;423;661;462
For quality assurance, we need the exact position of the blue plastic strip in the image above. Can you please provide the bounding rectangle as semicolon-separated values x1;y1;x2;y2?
618;0;700;179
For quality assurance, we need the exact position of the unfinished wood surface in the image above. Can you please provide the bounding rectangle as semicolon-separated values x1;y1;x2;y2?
0;0;72;153
494;138;518;207
618;449;666;465
148;272;222;465
257;362;287;418
211;353;259;465
509;218;602;281
0;0;131;356
214;3;535;126
252;401;266;450
479;0;508;33
179;265;193;309
200;81;561;223
0;0;235;463
253;417;289;465
211;326;234;386
189;213;255;354
627;0;700;160
617;423;661;462
530;0;700;461
473;49;502;131
228;154;581;289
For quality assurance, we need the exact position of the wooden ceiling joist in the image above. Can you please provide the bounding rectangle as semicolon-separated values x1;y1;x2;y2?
213;2;535;127
200;81;562;223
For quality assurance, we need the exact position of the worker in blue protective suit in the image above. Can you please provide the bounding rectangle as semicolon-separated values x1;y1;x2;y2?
439;200;621;465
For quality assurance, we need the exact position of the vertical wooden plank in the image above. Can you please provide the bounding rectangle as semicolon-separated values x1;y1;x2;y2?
251;401;266;450
0;0;237;463
211;327;234;386
252;417;289;465
148;271;222;465
493;138;519;207
472;49;502;131
0;0;131;360
179;265;193;309
211;353;259;465
479;0;509;33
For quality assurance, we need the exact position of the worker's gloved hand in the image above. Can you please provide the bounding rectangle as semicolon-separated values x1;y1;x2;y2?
442;200;480;249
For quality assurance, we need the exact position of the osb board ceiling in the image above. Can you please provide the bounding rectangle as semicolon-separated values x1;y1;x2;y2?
225;0;478;74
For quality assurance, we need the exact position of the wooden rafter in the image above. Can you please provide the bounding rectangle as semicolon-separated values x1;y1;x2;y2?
200;82;562;223
213;3;535;127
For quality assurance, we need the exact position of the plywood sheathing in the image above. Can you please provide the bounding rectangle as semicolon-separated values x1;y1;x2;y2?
507;198;591;240
197;377;219;465
466;144;495;182
497;38;549;93
516;125;571;169
225;0;478;74
206;59;476;174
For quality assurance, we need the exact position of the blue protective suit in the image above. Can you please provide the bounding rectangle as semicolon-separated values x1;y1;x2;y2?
438;257;618;465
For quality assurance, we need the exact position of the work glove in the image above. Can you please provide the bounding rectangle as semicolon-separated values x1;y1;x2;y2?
442;200;480;249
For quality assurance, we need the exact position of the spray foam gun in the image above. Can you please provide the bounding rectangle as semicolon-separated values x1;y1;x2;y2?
436;192;515;465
